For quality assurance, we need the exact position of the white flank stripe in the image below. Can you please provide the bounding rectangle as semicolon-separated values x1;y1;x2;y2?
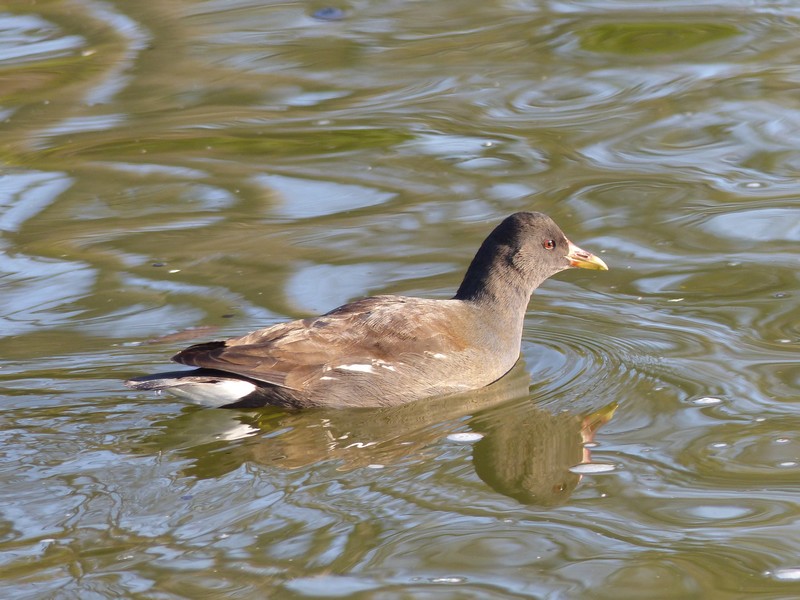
337;364;374;373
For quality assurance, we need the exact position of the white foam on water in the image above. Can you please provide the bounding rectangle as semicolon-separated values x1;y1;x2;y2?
569;463;617;474
446;432;484;443
767;568;800;581
692;396;722;405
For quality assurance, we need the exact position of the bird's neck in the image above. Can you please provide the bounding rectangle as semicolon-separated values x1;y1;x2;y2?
453;242;538;318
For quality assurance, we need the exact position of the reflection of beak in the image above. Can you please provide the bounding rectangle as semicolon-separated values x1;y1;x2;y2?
580;402;619;470
566;239;608;271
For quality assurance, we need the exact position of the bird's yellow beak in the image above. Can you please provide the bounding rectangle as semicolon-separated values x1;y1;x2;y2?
566;239;608;271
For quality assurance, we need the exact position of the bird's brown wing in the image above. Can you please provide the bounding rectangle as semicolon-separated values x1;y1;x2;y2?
172;296;467;390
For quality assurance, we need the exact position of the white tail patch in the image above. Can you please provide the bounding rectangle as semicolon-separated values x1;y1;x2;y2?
166;379;257;408
425;352;447;359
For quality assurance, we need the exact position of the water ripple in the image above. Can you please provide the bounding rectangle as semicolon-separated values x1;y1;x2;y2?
2;0;800;597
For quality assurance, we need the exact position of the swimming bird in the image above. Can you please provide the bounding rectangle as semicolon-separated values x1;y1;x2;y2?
125;212;608;408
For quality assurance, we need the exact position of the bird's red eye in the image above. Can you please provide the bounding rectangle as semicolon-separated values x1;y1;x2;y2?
543;239;555;250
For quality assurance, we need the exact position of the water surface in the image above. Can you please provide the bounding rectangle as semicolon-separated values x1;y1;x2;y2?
1;0;799;597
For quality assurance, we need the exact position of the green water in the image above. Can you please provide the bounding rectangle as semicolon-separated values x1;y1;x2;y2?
1;1;799;597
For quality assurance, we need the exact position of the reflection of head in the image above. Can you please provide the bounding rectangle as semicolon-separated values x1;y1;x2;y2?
472;409;584;507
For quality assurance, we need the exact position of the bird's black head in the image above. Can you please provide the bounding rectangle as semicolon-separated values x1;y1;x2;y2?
455;211;607;302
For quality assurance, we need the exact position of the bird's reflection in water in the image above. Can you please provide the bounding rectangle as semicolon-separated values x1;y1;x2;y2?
144;361;616;506
471;398;616;506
